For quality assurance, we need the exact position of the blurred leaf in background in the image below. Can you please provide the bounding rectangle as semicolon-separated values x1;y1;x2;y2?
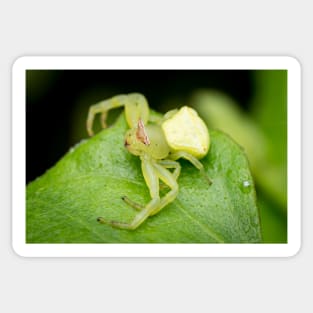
191;70;287;243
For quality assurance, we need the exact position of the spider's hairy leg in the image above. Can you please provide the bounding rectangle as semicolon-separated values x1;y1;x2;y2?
169;151;212;185
86;93;149;136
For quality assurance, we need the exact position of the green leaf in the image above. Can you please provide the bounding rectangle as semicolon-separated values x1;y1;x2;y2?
27;113;262;243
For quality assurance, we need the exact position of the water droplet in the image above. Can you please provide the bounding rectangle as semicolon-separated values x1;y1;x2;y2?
243;180;250;187
240;180;252;193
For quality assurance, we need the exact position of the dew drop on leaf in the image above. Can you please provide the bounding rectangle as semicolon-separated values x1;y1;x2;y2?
240;180;252;193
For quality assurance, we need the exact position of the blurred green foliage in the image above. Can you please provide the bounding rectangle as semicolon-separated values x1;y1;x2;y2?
191;71;287;243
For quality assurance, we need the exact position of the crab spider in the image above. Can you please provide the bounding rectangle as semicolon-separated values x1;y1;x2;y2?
87;93;211;230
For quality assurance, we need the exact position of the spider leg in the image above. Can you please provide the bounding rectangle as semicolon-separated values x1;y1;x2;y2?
86;93;149;136
97;198;159;230
97;157;160;230
121;196;144;211
149;162;178;216
124;93;149;128
169;151;212;185
157;159;181;180
87;94;128;136
97;158;179;230
121;160;179;209
100;111;108;128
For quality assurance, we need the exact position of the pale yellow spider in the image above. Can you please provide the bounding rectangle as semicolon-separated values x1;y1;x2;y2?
87;93;211;230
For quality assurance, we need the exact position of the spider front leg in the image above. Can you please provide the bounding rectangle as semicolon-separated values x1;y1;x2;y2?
97;158;179;230
169;151;212;185
120;196;144;211
148;162;179;216
121;160;180;210
157;159;181;180
86;93;150;136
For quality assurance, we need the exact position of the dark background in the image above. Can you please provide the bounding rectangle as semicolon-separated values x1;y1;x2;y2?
26;70;254;183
